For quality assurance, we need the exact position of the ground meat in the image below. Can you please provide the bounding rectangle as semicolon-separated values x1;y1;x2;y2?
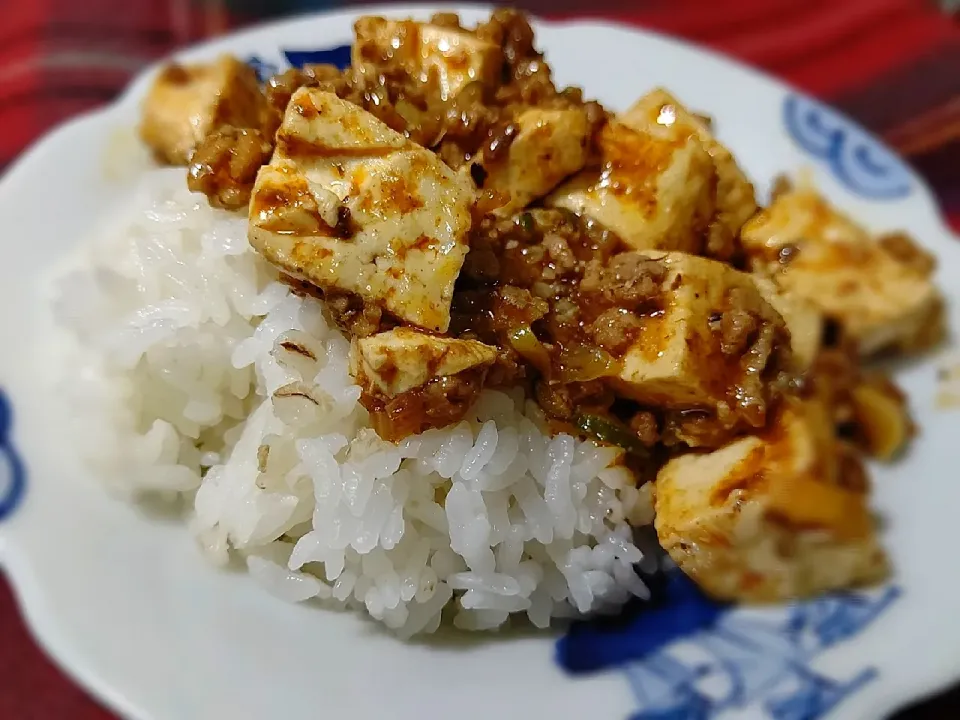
718;287;760;356
454;210;680;451
808;337;863;430
586;308;644;355
837;442;870;492
460;246;501;283
266;65;361;117
492;285;549;330
321;289;386;338
451;208;702;453
580;252;666;311
535;379;613;421
433;84;505;167
629;410;660;445
740;320;792;427
660;409;742;448
701;282;797;432
486;345;529;388
476;8;542;83
345;9;605;167
481;120;519;164
187;126;273;209
458;210;622;339
265;68;317;117
542;232;577;273
363;367;488;442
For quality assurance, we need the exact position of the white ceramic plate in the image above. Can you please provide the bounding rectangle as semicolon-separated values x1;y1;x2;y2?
1;6;958;719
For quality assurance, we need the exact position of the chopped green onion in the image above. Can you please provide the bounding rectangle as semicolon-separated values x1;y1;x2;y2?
574;412;650;459
508;325;551;375
518;212;534;233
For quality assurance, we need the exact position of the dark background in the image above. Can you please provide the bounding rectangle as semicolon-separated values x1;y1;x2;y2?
0;0;958;718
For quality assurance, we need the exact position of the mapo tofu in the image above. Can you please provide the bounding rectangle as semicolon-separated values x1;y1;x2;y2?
138;8;943;605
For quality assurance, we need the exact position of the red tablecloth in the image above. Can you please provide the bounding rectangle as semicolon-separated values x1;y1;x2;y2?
1;1;958;718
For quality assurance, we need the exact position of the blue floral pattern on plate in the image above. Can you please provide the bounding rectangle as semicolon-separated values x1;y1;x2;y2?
0;389;26;521
558;571;900;720
247;44;352;82
783;94;913;200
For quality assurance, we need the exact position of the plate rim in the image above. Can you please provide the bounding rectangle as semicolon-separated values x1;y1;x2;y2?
0;6;957;720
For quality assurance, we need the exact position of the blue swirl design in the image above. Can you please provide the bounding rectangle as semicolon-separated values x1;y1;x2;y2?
247;44;352;83
783;94;913;200
282;46;352;71
558;571;899;719
0;388;26;521
246;56;279;84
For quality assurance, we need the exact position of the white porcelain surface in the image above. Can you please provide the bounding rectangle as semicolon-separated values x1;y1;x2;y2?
0;6;957;719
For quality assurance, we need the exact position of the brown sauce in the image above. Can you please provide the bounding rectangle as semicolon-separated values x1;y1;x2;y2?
165;9;908;465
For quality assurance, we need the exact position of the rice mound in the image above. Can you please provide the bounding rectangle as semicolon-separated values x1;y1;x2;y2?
54;169;654;635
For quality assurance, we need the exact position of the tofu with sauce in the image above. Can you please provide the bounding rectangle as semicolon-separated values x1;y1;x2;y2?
547;88;756;257
248;88;476;332
140;55;266;165
610;251;791;412
353;16;502;101
628;90;757;257
469;107;591;217
351;328;498;440
654;398;888;601
752;273;823;372
351;328;498;398
547;107;716;254
741;186;943;356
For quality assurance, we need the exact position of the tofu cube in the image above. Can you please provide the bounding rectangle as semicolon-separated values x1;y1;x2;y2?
752;273;823;372
741;187;943;356
351;328;498;397
547;108;716;254
620;89;757;257
248;89;476;332
468;107;590;216
353;16;502;101
140;55;265;165
654;398;888;601
548;88;755;257
351;328;498;440
611;251;789;411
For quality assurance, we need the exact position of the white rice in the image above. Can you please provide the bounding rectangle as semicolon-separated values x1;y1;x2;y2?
54;169;655;635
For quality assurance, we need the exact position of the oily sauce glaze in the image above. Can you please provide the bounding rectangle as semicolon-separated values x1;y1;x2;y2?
143;9;867;459
451;209;795;452
137;7;943;603
188;10;605;212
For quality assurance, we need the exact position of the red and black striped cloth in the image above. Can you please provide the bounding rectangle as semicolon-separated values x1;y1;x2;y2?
2;0;958;227
0;1;957;718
